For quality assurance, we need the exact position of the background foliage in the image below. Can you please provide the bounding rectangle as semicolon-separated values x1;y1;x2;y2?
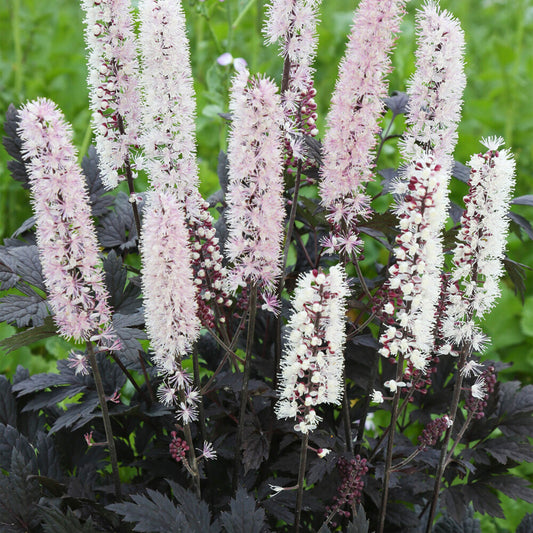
1;0;533;529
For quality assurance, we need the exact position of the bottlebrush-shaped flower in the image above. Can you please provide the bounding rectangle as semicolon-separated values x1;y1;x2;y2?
140;189;200;371
378;154;449;371
401;1;466;167
441;138;515;348
264;0;322;168
82;0;141;190
319;0;406;256
18;98;115;344
138;0;198;199
225;70;285;293
276;266;348;434
138;0;232;329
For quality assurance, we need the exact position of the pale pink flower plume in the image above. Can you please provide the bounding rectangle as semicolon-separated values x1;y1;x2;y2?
225;70;285;293
138;0;231;328
276;266;349;434
18;98;115;344
140;190;200;372
82;0;141;189
319;0;406;256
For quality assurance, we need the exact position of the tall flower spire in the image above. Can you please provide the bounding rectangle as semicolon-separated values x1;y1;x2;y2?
225;70;285;295
441;138;516;350
401;0;466;166
140;189;201;419
82;0;141;190
18;98;115;346
319;0;406;256
276;265;349;434
138;0;198;199
378;1;466;371
138;0;232;329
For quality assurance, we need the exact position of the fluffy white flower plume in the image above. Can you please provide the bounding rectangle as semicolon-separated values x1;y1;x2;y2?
82;0;141;189
442;138;516;348
276;266;348;434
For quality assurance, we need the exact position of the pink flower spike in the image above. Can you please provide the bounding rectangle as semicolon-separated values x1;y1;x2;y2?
18;98;116;345
319;0;407;256
225;70;285;293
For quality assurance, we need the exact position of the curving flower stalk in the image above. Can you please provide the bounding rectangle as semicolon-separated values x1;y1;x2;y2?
319;0;406;257
82;0;142;191
18;98;116;347
18;97;121;495
138;0;231;332
276;265;348;533
225;69;285;296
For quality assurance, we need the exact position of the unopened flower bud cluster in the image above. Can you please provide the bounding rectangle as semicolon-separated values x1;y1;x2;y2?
417;415;452;450
276;266;348;434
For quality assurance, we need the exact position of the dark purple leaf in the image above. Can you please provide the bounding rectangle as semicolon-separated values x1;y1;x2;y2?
452;161;471;183
219;487;266;533
384;92;408;115
511;195;533;207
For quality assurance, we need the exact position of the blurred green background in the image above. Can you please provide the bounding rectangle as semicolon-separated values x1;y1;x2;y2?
1;0;533;528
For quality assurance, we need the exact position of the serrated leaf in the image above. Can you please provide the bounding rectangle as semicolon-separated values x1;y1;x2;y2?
97;192;140;251
0;291;49;327
0;451;40;532
50;393;99;434
11;216;36;239
0;424;37;472
220;487;265;533
306;451;337;485
452;161;471;183
34;431;62;480
346;504;370;533
241;418;269;473
508;212;533;240
166;480;217;533
0;316;57;354
505;257;528;303
0;376;17;427
3;245;45;290
384;91;408;115
112;312;146;361
39;505;99;533
107;489;188;532
103;251;142;315
378;167;399;194
434;508;481;533
486;475;533;503
81;146;114;217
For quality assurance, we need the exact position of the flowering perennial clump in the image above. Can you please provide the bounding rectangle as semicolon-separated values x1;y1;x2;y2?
17;98;116;346
225;70;285;294
81;0;141;190
319;0;406;257
276;265;348;433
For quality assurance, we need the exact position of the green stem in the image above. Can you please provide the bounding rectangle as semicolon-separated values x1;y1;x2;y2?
87;342;121;498
232;0;255;30
294;432;309;533
12;0;23;100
